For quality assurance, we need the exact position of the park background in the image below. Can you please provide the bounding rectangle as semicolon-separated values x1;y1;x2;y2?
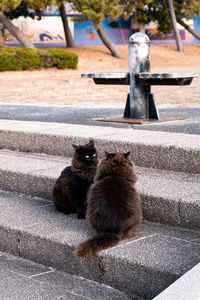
4;5;200;47
1;4;200;108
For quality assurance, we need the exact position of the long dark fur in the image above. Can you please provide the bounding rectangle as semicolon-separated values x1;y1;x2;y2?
52;140;98;219
74;151;142;259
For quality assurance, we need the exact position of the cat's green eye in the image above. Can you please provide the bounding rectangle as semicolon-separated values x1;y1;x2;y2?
85;155;90;159
93;153;96;157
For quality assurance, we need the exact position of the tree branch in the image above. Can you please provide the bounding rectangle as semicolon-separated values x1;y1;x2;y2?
168;0;183;52
58;3;74;47
0;12;35;48
177;17;200;41
96;24;124;59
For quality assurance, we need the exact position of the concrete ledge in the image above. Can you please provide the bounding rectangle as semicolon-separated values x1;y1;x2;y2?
0;190;199;299
0;120;199;174
0;149;200;229
153;263;200;300
0;251;132;300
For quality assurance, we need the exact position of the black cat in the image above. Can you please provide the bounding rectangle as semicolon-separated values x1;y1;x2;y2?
74;151;142;258
52;140;98;219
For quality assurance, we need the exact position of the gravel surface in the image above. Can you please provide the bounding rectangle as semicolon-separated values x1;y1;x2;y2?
0;44;199;107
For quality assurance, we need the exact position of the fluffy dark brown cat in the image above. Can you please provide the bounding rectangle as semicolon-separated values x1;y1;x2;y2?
52;140;98;219
74;151;142;259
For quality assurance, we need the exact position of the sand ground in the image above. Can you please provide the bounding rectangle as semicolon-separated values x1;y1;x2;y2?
0;44;200;107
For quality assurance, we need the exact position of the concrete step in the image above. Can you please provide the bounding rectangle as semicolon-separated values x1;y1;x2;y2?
0;119;199;174
0;149;199;229
153;262;200;300
0;189;199;299
0;251;133;300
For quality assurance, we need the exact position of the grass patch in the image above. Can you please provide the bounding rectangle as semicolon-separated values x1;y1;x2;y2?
0;47;78;71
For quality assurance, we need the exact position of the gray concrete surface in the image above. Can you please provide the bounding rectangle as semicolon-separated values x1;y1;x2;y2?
0;149;199;229
0;190;199;299
0;251;132;300
0;104;199;134
0;120;199;174
0;104;199;299
153;263;200;300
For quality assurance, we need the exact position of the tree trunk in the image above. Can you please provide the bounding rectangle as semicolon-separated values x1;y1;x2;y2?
168;0;183;52
58;3;74;48
177;17;200;41
96;24;124;59
139;22;145;33
0;12;35;48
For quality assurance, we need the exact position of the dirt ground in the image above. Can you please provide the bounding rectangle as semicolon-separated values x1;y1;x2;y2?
0;44;200;107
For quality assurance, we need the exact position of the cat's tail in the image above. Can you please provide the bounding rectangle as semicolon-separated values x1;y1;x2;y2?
73;233;121;260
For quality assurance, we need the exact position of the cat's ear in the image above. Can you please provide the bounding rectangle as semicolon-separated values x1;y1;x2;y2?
105;151;115;160
82;140;95;149
124;151;130;158
88;140;94;147
72;144;79;150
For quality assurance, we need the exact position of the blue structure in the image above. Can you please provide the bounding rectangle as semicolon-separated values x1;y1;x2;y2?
5;11;200;47
194;15;200;43
74;15;200;46
74;16;132;46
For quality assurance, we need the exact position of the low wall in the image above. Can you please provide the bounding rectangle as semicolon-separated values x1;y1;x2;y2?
3;15;200;47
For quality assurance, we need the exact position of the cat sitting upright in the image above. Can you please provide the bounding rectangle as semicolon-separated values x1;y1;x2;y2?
74;151;142;259
52;140;98;219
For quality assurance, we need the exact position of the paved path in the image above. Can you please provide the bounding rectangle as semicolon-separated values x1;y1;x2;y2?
0;104;199;134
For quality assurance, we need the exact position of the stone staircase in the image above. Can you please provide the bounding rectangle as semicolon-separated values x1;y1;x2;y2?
0;119;199;299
